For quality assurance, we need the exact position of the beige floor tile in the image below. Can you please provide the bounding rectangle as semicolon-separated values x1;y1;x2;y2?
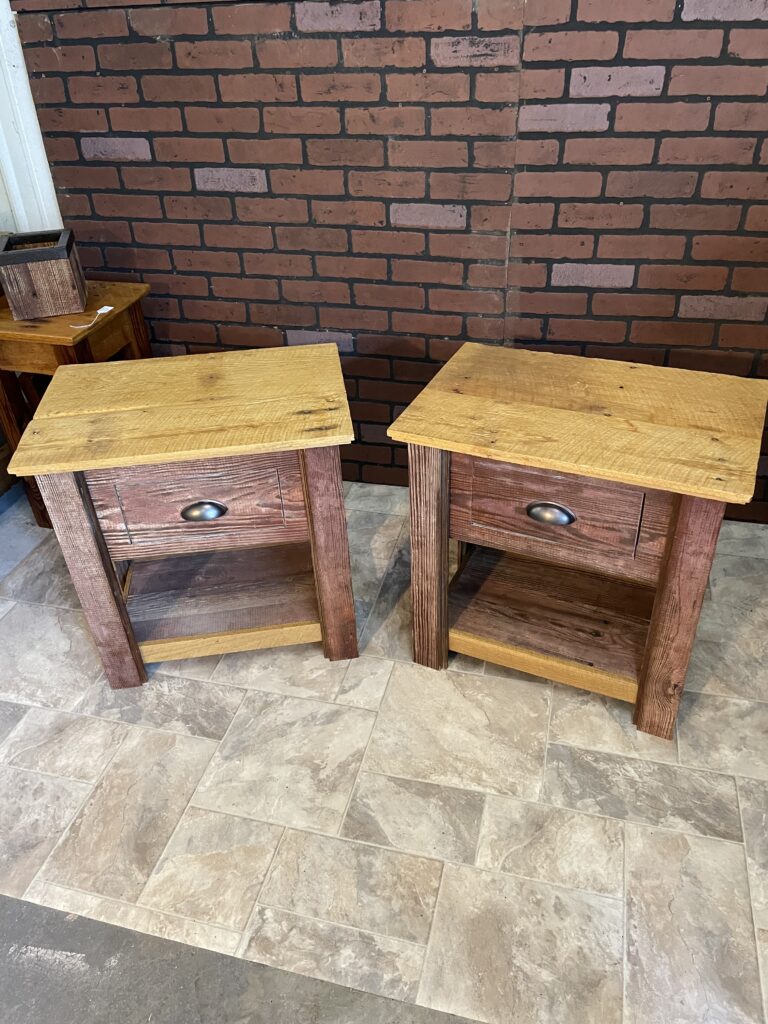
0;495;48;581
0;708;126;783
193;692;374;832
758;930;768;1022
0;534;78;609
74;673;243;741
260;829;442;944
213;644;349;701
140;806;282;929
419;863;623;1024
242;905;425;1002
714;521;768;560
359;524;412;661
0;766;88;897
342;771;484;864
345;482;409;517
0;699;26;744
0;602;103;710
26;880;240;956
335;657;393;711
365;662;550;799
0;598;12;620
542;743;742;841
738;777;768;929
146;655;222;682
625;824;763;1024
549;685;678;763
686;636;768;703
41;728;216;901
347;509;408;631
476;796;624;898
677;691;768;780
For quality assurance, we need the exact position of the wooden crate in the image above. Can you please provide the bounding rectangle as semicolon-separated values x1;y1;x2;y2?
0;230;87;320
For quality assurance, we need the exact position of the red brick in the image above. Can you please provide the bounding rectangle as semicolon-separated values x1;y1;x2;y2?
176;40;252;70
715;103;768;131
228;139;302;164
236;197;308;223
585;345;665;365
141;75;216;103
353;230;425;254
558;202;643;229
524;31;619;62
313;200;385;226
732;266;768;291
134;221;200;246
659;136;756;165
682;0;768;21
471;263;511;287
55;10;126;37
392;259;464;284
155;323;216;346
154;137;225;163
431;172;511;201
219;73;296;103
316;255;388;279
432;107;517;137
39;108;108;134
124;167;193;192
548;319;627;343
385;0;471;31
680;294;768;321
70;220;131;244
511;234;593;259
58;195;92;218
244;253;313;277
579;0;675;20
671;350;754;376
300;72;381;103
563;138;655;165
183;107;256;134
195;167;267;193
511;139;559;165
144;273;209;296
719;324;768;349
702;172;768;199
44;136;77;163
430;289;504;313
467;317;510;341
390;140;467;167
82;137;150;161
356;283;424;309
387;73;469;103
624;28;723;59
649;204;741;230
341;357;389;380
270;169;345;195
204;224;273;250
31;78;65;104
524;0;572;24
630;321;714;345
180;300;245;324
297;1;380;31
391;203;466;229
637;264;729;290
432;36;520;67
346;107;425;135
506;203;555;229
320;307;389;330
349;170;424;197
165;195;231;220
25;45;95;73
110;107;183;132
670;64;768;96
251;303;317;327
342;37;425;67
105;247;170;271
391;312;463;336
746;207;768;231
606;171;697;198
256;39;338;68
277;226;348;251
174;250;241;274
98;43;171;70
598;235;686;259
478;0;524;29
472;206;511;230
264;106;340;135
220;325;285;348
283;280;351;305
729;28;768;58
519;69;564;99
515;292;588;315
473;141;519;167
55;166;119;190
391;360;442;382
70;76;138;104
357;335;427;357
571;66;665;97
615;102;710;133
308;139;384;167
593;293;677;317
552;263;635;288
18;12;52;43
519;103;610;133
429;233;508;260
515;171;603;197
213;3;291;34
130;7;208;36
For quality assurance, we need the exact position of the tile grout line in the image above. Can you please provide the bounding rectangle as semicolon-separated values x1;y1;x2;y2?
356;515;409;653
622;820;630;1024
234;825;288;959
735;779;768;1021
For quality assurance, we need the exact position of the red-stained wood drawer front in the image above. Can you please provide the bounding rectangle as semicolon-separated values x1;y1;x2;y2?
450;454;674;585
85;451;309;560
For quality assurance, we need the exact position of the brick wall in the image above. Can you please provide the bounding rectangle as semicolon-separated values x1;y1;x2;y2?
11;0;768;519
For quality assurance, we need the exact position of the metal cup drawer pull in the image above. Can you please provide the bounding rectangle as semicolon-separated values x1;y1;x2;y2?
180;500;229;522
526;501;576;527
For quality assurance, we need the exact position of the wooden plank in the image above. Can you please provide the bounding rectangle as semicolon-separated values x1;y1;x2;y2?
0;281;149;345
409;443;449;670
634;496;725;739
301;446;358;661
388;344;768;504
10;345;354;476
140;622;322;663
35;471;146;689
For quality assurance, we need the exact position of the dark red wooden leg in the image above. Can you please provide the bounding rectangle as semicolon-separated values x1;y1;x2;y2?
408;443;449;670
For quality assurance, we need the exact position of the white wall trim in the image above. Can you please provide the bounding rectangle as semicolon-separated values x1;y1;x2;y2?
0;0;61;232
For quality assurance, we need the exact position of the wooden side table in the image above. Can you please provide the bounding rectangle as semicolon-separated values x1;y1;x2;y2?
9;344;358;687
0;281;150;527
389;344;768;739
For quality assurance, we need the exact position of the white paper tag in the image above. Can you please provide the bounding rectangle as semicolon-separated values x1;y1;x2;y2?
69;305;114;329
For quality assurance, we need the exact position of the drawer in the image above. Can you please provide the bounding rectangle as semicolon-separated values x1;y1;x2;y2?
85;451;309;560
450;454;673;584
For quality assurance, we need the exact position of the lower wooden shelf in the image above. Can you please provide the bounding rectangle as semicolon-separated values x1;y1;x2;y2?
124;542;322;662
448;546;655;703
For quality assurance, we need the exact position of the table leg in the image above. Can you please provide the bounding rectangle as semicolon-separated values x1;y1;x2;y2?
125;300;151;360
0;370;50;527
634;495;725;739
301;446;359;661
36;471;147;689
408;443;449;670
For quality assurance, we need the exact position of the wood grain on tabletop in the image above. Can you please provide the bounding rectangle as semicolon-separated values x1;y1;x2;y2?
0;281;149;345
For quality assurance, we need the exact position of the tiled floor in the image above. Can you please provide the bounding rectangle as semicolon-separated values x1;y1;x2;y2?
0;481;766;1024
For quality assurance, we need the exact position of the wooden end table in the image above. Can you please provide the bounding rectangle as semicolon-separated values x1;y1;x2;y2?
389;343;768;739
0;281;150;527
9;344;358;687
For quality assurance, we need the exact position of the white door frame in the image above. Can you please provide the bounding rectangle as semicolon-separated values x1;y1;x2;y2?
0;0;61;232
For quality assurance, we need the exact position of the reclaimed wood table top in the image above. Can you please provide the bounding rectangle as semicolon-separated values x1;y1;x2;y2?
388;343;768;504
9;343;354;476
0;281;149;346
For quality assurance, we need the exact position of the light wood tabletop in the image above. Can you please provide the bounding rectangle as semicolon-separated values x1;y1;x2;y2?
9;343;354;475
388;343;768;504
